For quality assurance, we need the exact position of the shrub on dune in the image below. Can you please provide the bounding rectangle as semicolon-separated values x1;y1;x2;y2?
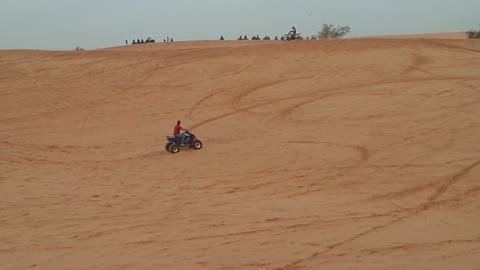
466;27;480;39
317;24;351;39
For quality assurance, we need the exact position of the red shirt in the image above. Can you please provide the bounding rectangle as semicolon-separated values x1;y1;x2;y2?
173;124;182;136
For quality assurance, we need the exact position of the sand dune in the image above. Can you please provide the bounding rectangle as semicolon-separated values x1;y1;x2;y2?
1;37;480;270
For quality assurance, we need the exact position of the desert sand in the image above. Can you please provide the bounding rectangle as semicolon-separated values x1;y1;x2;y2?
1;36;480;270
364;32;469;40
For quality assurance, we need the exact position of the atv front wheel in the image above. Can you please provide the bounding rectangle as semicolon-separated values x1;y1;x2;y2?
193;140;203;150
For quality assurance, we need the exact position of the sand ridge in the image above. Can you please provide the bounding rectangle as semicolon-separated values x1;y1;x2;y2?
1;36;480;269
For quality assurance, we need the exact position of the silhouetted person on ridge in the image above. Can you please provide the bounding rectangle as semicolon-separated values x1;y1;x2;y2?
288;26;297;40
244;35;248;40
132;40;136;44
220;35;225;40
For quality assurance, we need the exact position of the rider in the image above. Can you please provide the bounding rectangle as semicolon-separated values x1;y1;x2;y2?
173;120;188;146
288;26;297;39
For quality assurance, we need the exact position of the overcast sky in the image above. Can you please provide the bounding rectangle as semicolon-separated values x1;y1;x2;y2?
0;0;479;50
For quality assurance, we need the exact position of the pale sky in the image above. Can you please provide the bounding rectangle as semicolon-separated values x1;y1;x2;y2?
0;0;479;50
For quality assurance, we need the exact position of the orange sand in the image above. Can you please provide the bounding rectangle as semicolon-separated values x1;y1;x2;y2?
1;35;480;270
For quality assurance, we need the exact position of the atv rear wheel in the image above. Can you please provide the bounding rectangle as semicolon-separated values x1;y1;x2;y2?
165;143;173;152
169;144;180;154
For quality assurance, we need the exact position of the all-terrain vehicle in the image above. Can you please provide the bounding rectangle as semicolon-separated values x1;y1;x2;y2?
165;130;203;154
282;33;304;41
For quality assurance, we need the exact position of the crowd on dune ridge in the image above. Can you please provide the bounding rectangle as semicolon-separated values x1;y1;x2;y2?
221;27;310;41
127;36;174;45
225;35;279;40
124;27;315;45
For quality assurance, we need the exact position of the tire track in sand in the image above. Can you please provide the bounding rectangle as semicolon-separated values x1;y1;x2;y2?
276;49;477;119
230;76;313;111
276;52;427;119
276;75;480;120
275;160;480;270
415;160;480;213
287;140;369;165
188;93;316;130
186;83;247;119
189;77;313;129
